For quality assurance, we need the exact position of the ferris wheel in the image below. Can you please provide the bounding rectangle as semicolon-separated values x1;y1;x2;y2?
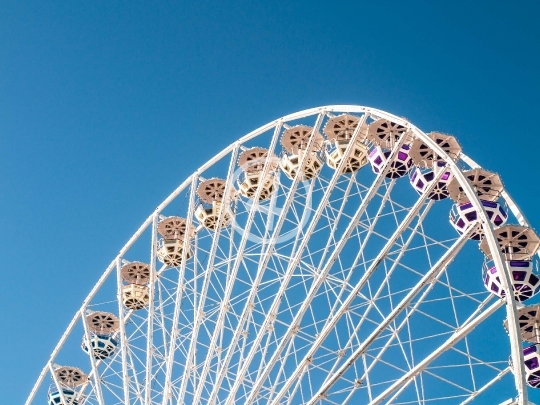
26;105;540;405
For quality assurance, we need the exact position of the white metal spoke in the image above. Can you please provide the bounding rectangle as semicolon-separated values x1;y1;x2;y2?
314;198;435;391
459;367;511;404
269;165;449;405
203;112;327;405
305;225;473;404
81;308;106;405
197;128;287;403
248;134;411;403
144;213;158;405
161;173;201;405
224;111;372;404
369;299;505;405
116;258;131;405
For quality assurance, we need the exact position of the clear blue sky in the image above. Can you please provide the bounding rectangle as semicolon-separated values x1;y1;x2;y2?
1;0;540;402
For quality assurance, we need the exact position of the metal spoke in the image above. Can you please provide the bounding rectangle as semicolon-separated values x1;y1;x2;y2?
369;299;505;405
203;112;326;405
249;133;411;404
224;111;372;404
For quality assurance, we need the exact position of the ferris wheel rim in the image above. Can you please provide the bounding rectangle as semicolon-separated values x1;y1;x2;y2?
25;104;534;405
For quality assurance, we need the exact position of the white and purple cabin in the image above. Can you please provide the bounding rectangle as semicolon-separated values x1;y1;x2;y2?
450;200;508;240
523;344;540;388
410;161;452;200
368;144;413;179
483;260;540;302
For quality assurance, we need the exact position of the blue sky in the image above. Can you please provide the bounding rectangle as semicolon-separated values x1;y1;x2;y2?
1;0;540;403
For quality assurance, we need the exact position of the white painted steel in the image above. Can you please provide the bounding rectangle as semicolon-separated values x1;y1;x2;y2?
80;307;106;405
116;257;130;405
248;134;414;404
305;227;474;404
368;299;505;405
145;213;158;405
460;367;511;405
205;112;327;405
26;105;535;405
224;111;372;404
269;171;448;405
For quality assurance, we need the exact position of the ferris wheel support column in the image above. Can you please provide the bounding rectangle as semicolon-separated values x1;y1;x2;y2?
199;112;328;405
80;307;106;405
245;131;412;404
224;111;372;405
144;212;159;405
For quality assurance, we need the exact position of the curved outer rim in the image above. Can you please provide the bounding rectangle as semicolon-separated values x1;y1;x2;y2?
25;105;531;405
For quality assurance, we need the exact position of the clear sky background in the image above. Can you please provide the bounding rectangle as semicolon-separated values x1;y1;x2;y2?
1;1;540;403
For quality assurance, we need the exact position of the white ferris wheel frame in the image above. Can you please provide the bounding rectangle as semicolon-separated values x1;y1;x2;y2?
25;105;533;405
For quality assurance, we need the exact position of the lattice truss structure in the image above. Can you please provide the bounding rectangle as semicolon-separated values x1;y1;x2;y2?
27;106;540;405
